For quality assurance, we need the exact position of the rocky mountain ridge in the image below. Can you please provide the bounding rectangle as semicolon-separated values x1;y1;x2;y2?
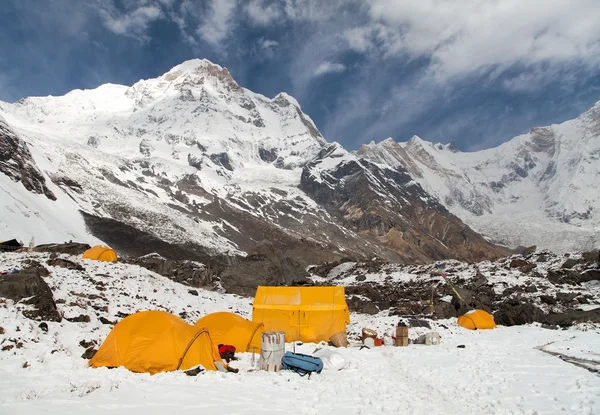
357;102;600;252
0;59;508;264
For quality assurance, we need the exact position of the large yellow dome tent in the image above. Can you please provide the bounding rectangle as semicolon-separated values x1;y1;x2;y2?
457;309;497;330
82;245;118;262
89;310;224;374
195;312;264;352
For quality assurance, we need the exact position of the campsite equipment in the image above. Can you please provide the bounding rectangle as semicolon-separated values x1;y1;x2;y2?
395;326;409;347
424;332;441;345
457;310;496;330
218;344;237;362
363;337;375;348
329;331;348;348
89;310;224;374
252;286;350;343
195;312;264;352
82;245;118;262
373;338;384;346
281;352;324;378
361;327;377;342
259;331;286;372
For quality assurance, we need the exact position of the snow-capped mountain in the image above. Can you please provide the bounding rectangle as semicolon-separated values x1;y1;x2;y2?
357;102;600;252
0;59;507;263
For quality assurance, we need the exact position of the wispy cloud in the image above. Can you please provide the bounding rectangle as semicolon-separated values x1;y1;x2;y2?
196;0;237;48
99;4;164;40
314;61;346;76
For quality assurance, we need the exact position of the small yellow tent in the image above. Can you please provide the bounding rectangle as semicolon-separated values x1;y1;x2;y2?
252;286;350;343
82;245;118;262
457;309;496;330
89;310;224;374
195;312;264;352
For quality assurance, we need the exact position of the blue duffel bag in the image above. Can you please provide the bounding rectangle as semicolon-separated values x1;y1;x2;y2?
281;352;324;378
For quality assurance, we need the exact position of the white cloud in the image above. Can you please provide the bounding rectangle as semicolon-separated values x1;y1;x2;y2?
361;0;600;79
246;0;283;25
100;5;163;39
314;61;346;76
196;0;237;47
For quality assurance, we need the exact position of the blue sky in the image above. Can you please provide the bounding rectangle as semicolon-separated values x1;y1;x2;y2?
1;0;600;151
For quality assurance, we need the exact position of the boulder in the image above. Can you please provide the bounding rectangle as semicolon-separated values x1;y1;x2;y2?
346;296;380;315
542;308;600;327
0;267;61;322
46;258;85;271
220;253;311;297
561;258;580;269
581;250;599;264
510;258;531;269
32;243;91;256
494;301;541;326
129;254;216;287
520;245;537;257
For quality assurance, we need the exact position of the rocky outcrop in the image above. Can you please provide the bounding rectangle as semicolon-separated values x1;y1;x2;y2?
128;253;218;288
32;243;91;256
0;267;61;322
220;243;311;297
0;116;55;200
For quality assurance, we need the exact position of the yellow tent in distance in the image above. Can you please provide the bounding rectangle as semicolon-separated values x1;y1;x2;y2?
457;309;497;330
89;310;224;374
252;286;350;343
195;312;264;352
82;245;118;262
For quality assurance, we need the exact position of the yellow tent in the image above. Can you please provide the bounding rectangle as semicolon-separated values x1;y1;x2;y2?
252;286;350;343
89;310;224;374
195;312;264;352
457;309;497;330
82;245;118;262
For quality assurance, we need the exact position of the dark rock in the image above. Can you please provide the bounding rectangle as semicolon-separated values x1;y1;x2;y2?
546;270;564;284
494;301;541;326
457;345;466;348
346;296;380;315
65;314;91;323
541;324;559;330
0;267;61;322
220;244;311;297
556;292;578;303
188;289;199;296
116;311;129;318
0;326;4;334
536;254;549;263
127;254;217;288
510;259;530;269
79;340;95;349
520;245;537;257
561;258;580;269
540;295;557;305
81;347;97;360
355;275;367;282
525;284;538;293
99;317;115;325
46;258;85;271
32;242;91;256
38;322;48;332
0;117;56;200
2;344;14;351
581;250;599;264
542;308;600;327
579;269;600;283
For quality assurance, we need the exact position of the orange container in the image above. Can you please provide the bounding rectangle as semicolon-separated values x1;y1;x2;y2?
374;338;384;347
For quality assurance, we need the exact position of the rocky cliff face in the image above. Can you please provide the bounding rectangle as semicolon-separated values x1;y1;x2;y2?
301;144;509;263
0;116;55;201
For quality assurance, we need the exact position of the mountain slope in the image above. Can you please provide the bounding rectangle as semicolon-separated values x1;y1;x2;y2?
0;59;507;264
357;102;600;252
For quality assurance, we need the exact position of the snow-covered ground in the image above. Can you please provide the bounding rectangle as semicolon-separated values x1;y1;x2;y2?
1;252;599;414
